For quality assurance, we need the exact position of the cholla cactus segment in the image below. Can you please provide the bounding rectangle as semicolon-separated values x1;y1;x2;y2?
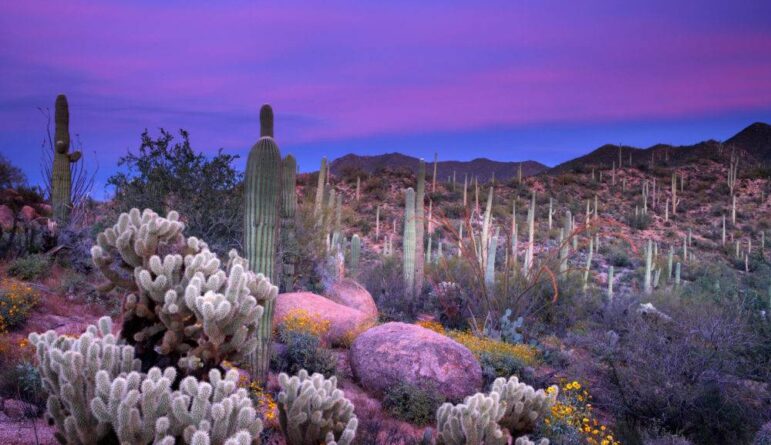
514;436;549;445
28;316;142;445
277;369;358;445
490;376;557;434
435;392;508;445
91;208;276;375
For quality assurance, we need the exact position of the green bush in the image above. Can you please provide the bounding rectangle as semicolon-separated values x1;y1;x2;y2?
6;254;49;281
272;331;336;377
382;382;445;425
479;352;528;388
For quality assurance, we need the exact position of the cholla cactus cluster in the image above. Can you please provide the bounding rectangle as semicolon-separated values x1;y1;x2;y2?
29;317;141;444
490;376;558;433
435;376;556;445
90;208;277;374
30;317;264;445
436;392;509;445
277;370;358;445
91;367;262;445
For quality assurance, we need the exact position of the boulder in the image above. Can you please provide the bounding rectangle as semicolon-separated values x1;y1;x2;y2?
350;322;482;401
325;278;378;321
0;205;14;230
273;292;374;346
19;205;37;223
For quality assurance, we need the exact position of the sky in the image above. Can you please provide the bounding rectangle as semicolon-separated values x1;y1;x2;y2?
1;0;771;198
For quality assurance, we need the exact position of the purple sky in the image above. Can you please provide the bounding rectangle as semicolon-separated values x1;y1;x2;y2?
1;0;771;197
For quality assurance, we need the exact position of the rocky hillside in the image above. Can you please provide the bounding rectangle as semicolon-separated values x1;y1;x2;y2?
329;152;548;182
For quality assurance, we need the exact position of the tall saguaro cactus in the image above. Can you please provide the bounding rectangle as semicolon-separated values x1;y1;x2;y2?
244;104;282;382
281;154;298;292
403;188;417;298
52;94;81;224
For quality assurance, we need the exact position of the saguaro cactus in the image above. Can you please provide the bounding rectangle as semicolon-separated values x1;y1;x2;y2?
350;234;361;274
314;157;327;217
281;154;298;292
52;94;82;224
403;188;417;298
244;104;282;382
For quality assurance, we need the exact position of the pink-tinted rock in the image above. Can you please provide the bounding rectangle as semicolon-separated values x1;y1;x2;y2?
0;205;14;230
325;278;378;321
273;292;374;346
19;205;37;223
350;322;482;401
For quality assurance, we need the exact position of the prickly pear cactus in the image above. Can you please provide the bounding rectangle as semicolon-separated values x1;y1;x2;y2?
277;369;358;445
51;94;82;224
90;208;276;375
435;392;509;445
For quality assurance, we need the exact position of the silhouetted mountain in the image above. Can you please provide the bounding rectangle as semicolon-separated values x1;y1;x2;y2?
329;153;548;182
549;122;771;174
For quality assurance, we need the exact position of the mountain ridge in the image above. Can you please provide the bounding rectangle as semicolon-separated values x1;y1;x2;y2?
326;122;771;180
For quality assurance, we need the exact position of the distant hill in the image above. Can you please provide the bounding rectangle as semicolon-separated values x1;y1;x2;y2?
329;152;548;182
549;122;771;174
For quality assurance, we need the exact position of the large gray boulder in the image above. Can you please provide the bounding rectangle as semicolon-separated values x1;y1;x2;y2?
350;322;483;401
273;292;374;346
325;278;378;322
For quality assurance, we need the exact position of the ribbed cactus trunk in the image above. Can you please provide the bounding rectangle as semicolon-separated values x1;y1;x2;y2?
280;154;297;292
244;104;282;382
52;94;81;224
350;234;361;275
403;188;416;299
415;159;426;297
644;239;653;294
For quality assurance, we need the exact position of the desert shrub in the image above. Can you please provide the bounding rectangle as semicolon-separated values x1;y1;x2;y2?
278;308;331;341
755;422;771;445
53;224;94;273
479;352;529;388
0;279;39;332
382;382;445;425
6;253;49;281
360;256;425;322
273;329;336;378
627;211;651;230
107;128;242;254
584;295;768;445
0;153;26;190
607;246;633;268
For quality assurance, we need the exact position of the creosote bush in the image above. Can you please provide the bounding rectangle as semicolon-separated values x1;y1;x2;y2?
382;382;446;425
7;253;50;281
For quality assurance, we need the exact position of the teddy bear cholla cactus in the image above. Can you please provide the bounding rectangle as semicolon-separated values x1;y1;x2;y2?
90;208;277;373
277;370;358;445
90;366;262;445
436;392;509;445
30;317;263;445
490;376;558;434
29;317;142;444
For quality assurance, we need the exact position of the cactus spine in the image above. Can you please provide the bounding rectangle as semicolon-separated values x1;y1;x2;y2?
52;94;82;224
281;154;298;292
244;104;282;382
403;188;417;298
415;159;426;296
